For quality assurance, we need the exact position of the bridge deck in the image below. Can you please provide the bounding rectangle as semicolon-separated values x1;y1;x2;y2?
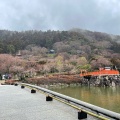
0;85;96;120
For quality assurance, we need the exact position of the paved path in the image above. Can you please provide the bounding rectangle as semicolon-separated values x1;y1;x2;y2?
0;85;79;120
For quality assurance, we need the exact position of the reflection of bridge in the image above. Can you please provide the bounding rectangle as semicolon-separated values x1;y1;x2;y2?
0;84;120;120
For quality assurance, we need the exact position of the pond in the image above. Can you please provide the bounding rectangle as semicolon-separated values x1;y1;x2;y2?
50;86;120;113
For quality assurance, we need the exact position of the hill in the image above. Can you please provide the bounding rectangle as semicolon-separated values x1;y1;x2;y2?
0;29;120;70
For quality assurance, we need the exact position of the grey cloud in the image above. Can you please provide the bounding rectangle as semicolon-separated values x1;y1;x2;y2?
0;0;120;34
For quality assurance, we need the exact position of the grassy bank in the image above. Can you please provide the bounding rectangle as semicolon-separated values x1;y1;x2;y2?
25;74;82;86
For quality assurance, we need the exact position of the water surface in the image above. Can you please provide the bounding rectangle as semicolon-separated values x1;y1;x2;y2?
50;86;120;113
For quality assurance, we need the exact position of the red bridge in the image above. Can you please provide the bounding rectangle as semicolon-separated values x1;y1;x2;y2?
80;68;119;77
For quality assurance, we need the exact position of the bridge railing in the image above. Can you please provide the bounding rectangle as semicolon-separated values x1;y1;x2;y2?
21;83;120;120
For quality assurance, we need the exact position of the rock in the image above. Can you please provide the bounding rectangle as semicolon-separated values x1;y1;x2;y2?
112;81;116;87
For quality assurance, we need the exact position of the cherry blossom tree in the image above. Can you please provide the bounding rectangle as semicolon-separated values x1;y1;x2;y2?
90;56;112;69
0;54;24;74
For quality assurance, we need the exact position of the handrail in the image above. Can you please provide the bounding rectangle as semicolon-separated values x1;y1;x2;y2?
21;83;120;120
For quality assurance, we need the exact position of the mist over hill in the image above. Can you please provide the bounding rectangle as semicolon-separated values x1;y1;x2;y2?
0;28;120;54
70;28;120;43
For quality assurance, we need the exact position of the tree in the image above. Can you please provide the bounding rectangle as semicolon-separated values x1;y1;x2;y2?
76;57;91;72
7;45;15;54
55;55;64;73
0;54;23;74
53;42;71;53
90;56;112;69
9;66;24;74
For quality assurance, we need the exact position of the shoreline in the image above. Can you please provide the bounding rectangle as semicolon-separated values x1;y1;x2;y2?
1;74;120;87
24;74;120;88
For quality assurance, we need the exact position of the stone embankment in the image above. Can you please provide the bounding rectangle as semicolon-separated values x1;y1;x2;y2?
25;74;120;87
82;76;120;87
1;74;120;87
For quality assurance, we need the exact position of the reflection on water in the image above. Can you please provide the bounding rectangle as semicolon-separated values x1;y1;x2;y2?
50;86;120;113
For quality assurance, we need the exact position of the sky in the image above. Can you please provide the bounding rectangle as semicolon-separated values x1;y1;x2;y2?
0;0;120;35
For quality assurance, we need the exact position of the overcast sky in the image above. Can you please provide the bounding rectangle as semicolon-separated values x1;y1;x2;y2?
0;0;120;35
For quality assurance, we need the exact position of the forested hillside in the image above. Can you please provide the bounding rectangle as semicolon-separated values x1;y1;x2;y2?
0;29;120;54
0;29;120;72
